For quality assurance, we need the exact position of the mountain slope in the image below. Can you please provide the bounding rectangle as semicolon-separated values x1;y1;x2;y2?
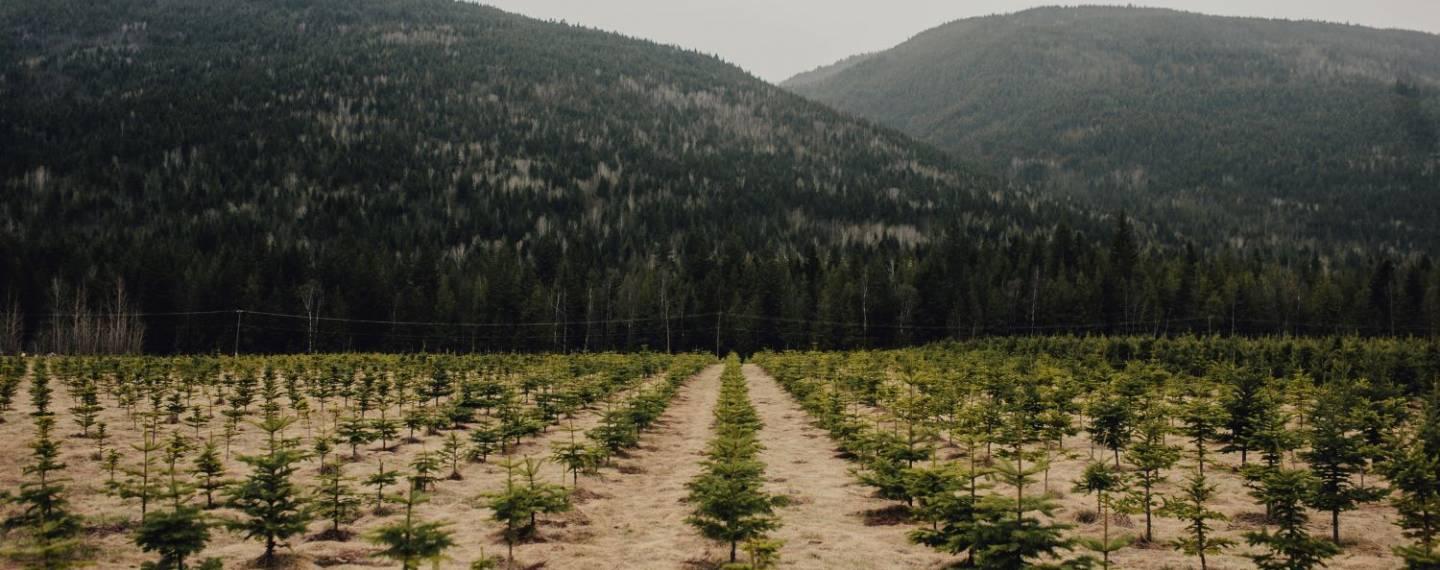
0;0;1087;256
0;0;1100;351
784;6;1440;253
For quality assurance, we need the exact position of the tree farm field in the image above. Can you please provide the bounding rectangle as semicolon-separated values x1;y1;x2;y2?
0;336;1435;569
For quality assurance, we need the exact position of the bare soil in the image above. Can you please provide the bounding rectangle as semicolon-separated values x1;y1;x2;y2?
744;364;953;569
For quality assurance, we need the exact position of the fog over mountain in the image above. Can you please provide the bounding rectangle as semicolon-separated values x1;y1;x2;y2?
785;6;1440;253
479;0;1440;82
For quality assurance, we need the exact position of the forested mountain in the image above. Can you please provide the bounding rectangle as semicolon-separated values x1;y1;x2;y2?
1;0;1437;354
785;6;1440;254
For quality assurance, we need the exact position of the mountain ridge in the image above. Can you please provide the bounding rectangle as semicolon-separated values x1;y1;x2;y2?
783;5;1440;254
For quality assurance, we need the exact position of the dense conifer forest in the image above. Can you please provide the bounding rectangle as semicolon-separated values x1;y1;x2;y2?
1;0;1437;355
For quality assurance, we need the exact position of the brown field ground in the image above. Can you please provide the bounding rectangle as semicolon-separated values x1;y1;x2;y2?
0;362;1407;569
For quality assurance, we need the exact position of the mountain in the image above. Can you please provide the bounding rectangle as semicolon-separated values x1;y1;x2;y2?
0;0;1093;351
783;6;1440;254
2;1;1433;354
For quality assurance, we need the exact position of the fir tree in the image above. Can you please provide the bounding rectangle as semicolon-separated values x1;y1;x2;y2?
487;457;572;563
439;432;467;480
1159;469;1234;570
136;428;217;570
338;416;373;460
1380;388;1440;566
550;423;590;487
0;415;89;569
1072;462;1134;568
1243;468;1340;570
191;442;228;510
1303;386;1386;543
226;415;311;566
310;458;362;541
467;421;502;463
1087;391;1134;467
365;459;401;515
368;482;454;570
1126;416;1180;543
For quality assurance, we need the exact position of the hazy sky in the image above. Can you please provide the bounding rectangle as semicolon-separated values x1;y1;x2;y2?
477;1;1440;82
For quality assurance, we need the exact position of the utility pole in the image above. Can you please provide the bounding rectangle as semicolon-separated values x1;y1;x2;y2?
233;309;243;357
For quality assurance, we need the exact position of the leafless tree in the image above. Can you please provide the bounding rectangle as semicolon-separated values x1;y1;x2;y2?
299;280;323;353
0;299;22;354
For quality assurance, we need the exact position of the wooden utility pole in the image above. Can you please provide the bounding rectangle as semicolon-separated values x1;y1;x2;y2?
233;309;243;357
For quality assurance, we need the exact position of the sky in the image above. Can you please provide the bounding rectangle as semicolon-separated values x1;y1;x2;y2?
476;1;1440;83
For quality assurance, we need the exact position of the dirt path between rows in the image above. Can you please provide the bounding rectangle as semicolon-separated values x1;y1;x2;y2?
743;364;953;569
516;363;725;569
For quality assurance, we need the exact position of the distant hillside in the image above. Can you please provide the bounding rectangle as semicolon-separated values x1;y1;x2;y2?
0;0;1092;350
784;6;1440;253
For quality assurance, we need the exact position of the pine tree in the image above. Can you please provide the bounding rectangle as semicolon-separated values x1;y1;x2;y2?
226;415;311;566
1243;468;1340;570
367;483;454;570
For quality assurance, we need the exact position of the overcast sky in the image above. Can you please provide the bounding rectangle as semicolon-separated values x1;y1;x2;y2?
476;1;1440;83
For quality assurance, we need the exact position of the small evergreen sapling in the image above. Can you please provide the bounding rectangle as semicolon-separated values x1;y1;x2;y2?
1126;416;1180;543
226;415;312;567
310;458;362;541
1303;386;1386;543
368;481;455;570
1159;469;1234;570
1243;468;1340;570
